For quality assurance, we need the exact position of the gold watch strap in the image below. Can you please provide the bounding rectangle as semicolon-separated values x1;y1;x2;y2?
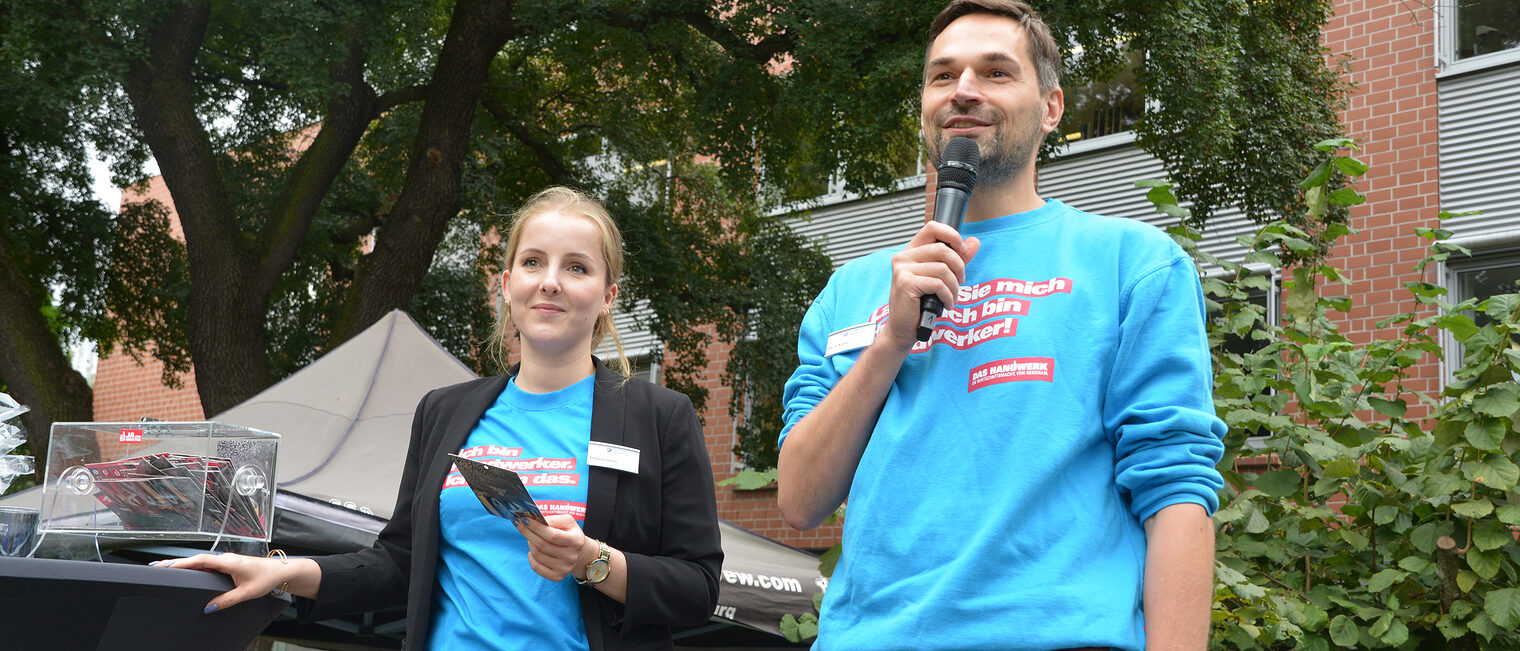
578;539;612;586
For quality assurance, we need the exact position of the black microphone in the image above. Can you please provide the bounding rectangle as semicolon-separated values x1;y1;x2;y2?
916;137;979;342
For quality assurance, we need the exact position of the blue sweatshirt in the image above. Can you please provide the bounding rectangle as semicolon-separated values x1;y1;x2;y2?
780;199;1226;650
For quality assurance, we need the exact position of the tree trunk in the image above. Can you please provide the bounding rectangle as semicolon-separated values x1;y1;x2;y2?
0;236;96;479
332;0;517;343
102;0;517;413
115;3;381;415
249;29;380;307
116;1;270;416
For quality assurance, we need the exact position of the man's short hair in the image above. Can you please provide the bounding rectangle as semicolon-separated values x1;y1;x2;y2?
926;0;1063;93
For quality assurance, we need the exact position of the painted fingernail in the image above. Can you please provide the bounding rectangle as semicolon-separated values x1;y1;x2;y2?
203;604;220;614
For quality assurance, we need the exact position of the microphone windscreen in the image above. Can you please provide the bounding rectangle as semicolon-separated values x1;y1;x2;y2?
937;137;979;194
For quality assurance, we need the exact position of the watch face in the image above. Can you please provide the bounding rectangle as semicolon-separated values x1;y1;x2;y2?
586;559;611;583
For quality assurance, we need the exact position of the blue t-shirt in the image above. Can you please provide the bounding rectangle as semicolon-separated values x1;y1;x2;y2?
429;374;595;650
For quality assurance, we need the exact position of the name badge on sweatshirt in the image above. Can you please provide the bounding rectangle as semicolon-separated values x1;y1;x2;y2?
825;322;876;357
588;442;640;474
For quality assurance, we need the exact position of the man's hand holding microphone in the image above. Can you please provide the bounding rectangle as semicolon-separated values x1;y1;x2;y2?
881;136;981;351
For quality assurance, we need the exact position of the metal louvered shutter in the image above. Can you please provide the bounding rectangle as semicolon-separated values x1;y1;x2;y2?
605;183;932;361
1037;145;1254;264
785;182;929;268
1439;64;1520;241
781;143;1261;270
596;298;659;360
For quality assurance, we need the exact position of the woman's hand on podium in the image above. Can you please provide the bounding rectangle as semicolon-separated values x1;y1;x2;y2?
151;552;320;613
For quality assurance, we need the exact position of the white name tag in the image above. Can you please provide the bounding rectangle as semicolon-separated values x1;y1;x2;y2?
825;322;876;357
588;442;640;474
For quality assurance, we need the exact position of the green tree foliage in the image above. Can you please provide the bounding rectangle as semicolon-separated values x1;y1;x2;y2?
611;170;834;469
1152;141;1520;648
3;0;1344;475
0;0;162;463
1123;0;1346;228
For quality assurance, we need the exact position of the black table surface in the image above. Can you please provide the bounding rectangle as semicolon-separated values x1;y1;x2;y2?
0;555;290;651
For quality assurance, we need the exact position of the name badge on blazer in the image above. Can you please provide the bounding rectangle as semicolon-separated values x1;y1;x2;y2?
588;442;640;474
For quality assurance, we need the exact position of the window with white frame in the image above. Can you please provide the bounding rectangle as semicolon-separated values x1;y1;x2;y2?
1444;251;1520;379
1058;47;1144;146
1209;273;1279;449
1452;0;1520;61
731;385;754;474
1441;0;1520;72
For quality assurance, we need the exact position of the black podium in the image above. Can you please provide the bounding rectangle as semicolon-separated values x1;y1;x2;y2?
0;556;290;651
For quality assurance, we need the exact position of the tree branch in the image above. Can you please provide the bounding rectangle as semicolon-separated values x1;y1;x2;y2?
118;1;242;262
676;8;795;66
251;24;378;306
332;0;518;343
190;71;290;93
0;226;97;474
602;5;796;67
377;84;429;113
115;0;279;413
478;91;574;186
328;210;383;249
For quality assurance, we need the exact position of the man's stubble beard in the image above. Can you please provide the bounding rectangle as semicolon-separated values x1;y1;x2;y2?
927;109;1042;192
970;131;1031;191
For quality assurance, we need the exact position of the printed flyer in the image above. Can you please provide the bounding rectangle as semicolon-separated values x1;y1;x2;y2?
446;453;548;526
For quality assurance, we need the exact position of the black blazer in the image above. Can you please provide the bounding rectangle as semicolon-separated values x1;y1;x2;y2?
298;360;723;650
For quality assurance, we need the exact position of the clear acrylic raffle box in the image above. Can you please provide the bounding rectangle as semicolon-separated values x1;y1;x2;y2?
40;422;279;544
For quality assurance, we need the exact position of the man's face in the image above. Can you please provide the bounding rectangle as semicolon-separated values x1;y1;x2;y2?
921;13;1062;188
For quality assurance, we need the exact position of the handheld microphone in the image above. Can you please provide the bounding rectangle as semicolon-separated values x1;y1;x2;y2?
916;137;979;342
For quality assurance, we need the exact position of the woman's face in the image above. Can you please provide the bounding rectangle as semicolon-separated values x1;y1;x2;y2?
502;210;617;358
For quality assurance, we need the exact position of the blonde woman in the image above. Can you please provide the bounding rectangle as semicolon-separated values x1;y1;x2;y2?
158;187;722;650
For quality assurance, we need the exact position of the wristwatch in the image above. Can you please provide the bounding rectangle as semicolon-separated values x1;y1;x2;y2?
578;539;612;586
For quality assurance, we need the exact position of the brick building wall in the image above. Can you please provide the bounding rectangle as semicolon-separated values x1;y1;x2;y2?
692;337;845;550
92;174;206;423
92;352;205;423
1322;0;1445;404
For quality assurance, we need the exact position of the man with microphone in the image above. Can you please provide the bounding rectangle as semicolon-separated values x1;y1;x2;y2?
776;1;1225;649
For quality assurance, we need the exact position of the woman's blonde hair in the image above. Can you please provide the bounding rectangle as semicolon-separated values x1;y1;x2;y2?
489;186;632;379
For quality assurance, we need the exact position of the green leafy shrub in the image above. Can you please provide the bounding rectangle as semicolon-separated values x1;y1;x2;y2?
1151;139;1520;649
